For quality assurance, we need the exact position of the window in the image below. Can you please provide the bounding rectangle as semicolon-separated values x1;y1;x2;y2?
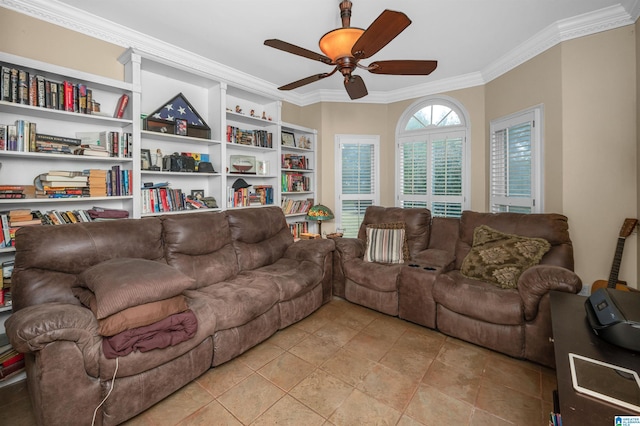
396;96;469;217
335;135;380;238
489;106;543;213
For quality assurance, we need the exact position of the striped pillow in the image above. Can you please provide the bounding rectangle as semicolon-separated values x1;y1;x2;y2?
364;223;408;264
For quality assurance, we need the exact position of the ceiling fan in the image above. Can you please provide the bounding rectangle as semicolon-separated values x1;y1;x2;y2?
264;0;438;100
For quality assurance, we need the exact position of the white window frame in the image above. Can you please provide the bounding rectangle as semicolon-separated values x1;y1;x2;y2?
335;134;380;235
489;105;544;213
395;95;471;216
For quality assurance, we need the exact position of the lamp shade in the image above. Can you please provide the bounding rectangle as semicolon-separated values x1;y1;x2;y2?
306;204;335;221
319;28;364;61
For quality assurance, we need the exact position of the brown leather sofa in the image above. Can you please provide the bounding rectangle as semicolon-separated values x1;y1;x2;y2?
334;207;582;367
5;207;334;426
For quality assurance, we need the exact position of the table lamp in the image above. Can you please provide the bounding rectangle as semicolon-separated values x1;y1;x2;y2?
306;204;334;235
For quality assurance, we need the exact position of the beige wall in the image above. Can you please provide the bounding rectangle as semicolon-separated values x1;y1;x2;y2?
560;27;637;289
4;8;639;289
0;8;125;80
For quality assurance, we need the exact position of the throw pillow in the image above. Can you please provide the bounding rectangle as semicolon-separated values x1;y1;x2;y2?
364;222;409;264
460;225;551;289
79;258;195;319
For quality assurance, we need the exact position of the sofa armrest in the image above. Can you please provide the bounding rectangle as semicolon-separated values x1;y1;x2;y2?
333;237;365;262
284;238;335;267
6;302;102;377
518;265;582;321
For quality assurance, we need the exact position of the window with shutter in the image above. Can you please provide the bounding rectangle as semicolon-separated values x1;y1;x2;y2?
335;135;380;238
396;96;469;217
489;106;542;213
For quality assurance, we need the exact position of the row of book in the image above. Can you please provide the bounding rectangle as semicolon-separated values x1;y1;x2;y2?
226;126;273;148
0;209;101;248
141;186;189;214
0;65;129;118
281;154;309;170
228;185;274;208
281;197;313;216
0;345;24;383
32;167;132;199
0;260;12;309
289;221;309;240
0;119;132;158
282;172;311;192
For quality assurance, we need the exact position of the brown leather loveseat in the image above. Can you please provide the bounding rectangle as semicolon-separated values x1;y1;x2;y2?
334;207;582;367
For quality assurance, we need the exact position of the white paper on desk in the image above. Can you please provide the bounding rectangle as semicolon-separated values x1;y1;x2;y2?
569;353;640;413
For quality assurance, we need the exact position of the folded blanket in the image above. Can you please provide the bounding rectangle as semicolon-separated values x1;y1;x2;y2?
102;310;197;359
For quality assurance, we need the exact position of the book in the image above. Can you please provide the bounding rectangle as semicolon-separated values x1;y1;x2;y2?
35;133;82;146
114;93;129;118
37;174;88;182
0;357;25;381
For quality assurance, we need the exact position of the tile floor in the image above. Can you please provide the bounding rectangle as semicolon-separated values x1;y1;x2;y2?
0;297;557;425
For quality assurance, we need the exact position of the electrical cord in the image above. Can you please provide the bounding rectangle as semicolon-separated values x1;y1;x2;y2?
91;357;119;426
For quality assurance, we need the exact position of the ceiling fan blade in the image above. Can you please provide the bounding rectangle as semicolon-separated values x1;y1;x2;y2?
278;73;331;91
351;10;411;60
344;75;368;100
264;39;332;65
369;60;438;75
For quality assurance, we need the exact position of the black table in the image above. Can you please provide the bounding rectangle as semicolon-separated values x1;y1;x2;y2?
550;291;640;425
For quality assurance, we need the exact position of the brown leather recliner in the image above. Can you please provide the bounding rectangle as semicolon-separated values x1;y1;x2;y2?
432;211;582;367
333;206;433;315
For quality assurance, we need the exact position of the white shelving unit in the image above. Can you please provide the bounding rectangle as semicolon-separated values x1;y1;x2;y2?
0;51;136;387
280;122;317;235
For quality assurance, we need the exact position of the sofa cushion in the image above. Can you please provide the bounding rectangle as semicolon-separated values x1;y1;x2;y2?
183;274;280;331
357;206;431;258
364;222;409;264
433;271;524;325
79;258;195;319
461;225;550;289
344;258;403;292
226;207;294;271
244;258;323;301
161;212;238;288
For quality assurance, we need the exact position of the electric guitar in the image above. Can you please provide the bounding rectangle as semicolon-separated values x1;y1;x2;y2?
591;218;638;293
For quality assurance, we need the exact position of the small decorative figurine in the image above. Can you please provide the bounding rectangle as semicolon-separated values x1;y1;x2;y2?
235;105;242;113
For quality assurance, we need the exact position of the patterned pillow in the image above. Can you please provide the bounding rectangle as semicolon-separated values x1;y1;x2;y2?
460;225;551;289
364;222;409;264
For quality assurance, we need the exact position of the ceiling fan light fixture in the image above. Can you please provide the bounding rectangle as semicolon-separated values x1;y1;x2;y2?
319;27;364;61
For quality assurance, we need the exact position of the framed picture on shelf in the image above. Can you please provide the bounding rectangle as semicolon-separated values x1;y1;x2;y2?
175;119;187;136
190;189;204;200
230;155;256;174
141;149;152;170
281;131;296;147
297;135;311;149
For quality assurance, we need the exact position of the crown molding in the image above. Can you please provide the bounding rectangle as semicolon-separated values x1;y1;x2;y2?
2;0;637;107
0;0;282;101
482;4;634;83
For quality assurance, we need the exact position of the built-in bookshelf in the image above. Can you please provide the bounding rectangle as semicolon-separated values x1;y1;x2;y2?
280;123;317;235
224;88;280;209
0;51;137;387
0;51;319;385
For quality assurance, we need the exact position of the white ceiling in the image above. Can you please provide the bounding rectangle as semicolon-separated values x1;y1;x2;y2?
6;0;640;104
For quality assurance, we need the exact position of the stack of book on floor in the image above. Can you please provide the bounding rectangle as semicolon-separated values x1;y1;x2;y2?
83;169;108;197
0;345;25;383
34;170;88;198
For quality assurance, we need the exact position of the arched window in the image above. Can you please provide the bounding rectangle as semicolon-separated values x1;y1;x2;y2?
396;96;470;217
